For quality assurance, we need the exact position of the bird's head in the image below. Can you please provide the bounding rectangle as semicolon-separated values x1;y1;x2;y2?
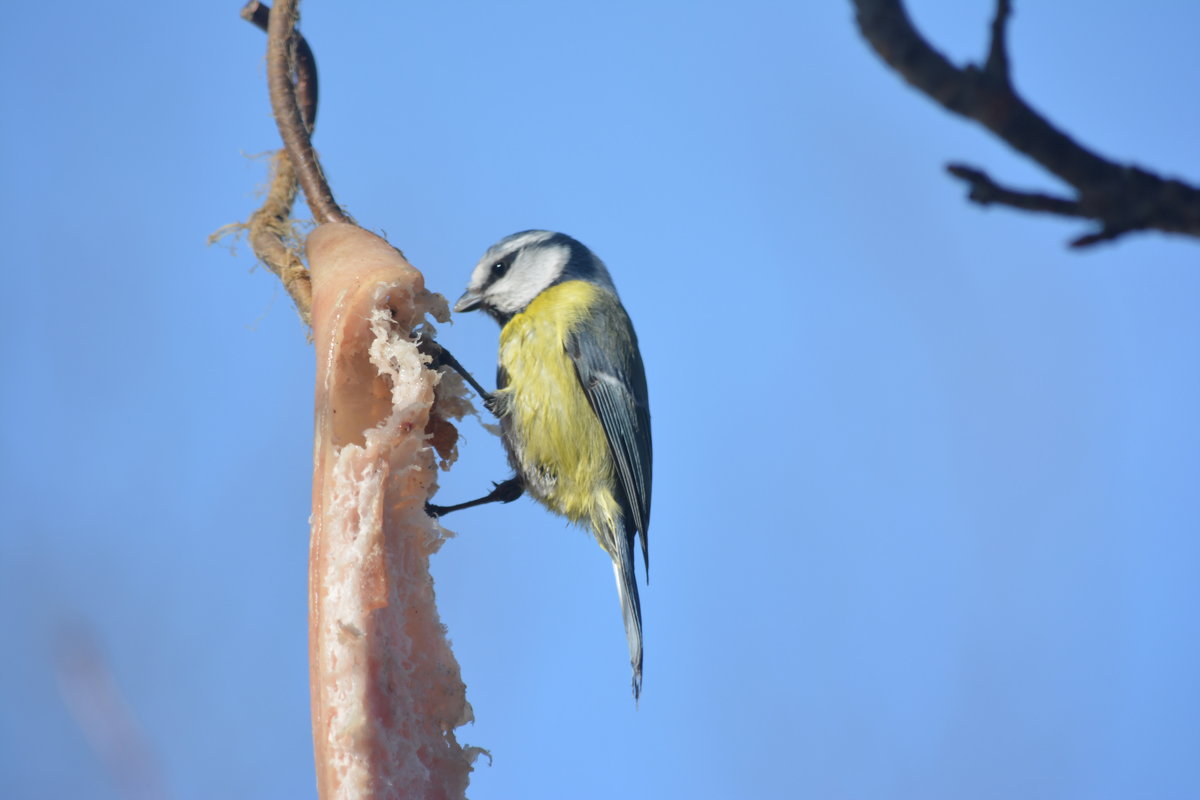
454;230;615;324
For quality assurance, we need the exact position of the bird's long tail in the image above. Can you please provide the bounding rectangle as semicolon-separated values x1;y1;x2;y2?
611;520;644;700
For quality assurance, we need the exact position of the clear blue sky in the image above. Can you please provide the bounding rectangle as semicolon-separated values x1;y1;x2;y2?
2;2;1198;798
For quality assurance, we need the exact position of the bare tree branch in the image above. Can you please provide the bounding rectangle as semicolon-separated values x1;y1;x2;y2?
850;0;1200;247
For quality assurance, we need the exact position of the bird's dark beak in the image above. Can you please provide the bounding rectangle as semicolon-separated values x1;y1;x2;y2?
454;289;483;313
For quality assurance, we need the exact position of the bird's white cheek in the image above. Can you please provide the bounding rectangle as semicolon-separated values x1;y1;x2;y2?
488;284;534;316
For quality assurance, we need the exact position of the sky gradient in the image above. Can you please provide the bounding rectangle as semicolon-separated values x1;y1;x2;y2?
2;2;1198;798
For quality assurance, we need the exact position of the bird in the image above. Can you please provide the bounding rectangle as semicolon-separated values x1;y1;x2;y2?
434;230;652;699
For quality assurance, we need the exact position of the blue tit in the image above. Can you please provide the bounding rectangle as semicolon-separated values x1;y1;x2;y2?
451;230;652;699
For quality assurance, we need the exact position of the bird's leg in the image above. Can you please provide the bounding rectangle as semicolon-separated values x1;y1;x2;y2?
418;336;497;413
417;333;516;516
426;476;524;517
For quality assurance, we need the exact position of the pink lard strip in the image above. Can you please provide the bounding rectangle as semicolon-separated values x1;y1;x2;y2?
308;223;476;800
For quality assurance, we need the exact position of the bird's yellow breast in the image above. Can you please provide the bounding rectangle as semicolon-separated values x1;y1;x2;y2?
497;280;620;537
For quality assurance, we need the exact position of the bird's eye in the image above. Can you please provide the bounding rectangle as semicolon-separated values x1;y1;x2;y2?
491;261;508;277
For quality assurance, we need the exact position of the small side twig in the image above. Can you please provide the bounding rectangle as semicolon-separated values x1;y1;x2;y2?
1069;225;1135;250
946;164;1085;218
850;0;1200;247
983;0;1012;82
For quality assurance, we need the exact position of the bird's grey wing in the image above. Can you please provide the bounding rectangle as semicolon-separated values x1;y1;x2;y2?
565;296;652;571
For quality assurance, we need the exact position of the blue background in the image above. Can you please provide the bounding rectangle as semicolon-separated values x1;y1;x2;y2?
2;2;1198;798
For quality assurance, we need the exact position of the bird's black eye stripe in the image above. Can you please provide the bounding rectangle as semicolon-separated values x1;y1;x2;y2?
487;253;516;283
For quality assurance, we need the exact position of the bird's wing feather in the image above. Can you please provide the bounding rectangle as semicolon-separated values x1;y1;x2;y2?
566;299;652;571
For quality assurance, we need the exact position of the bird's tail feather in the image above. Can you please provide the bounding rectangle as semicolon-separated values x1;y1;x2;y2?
611;525;644;700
